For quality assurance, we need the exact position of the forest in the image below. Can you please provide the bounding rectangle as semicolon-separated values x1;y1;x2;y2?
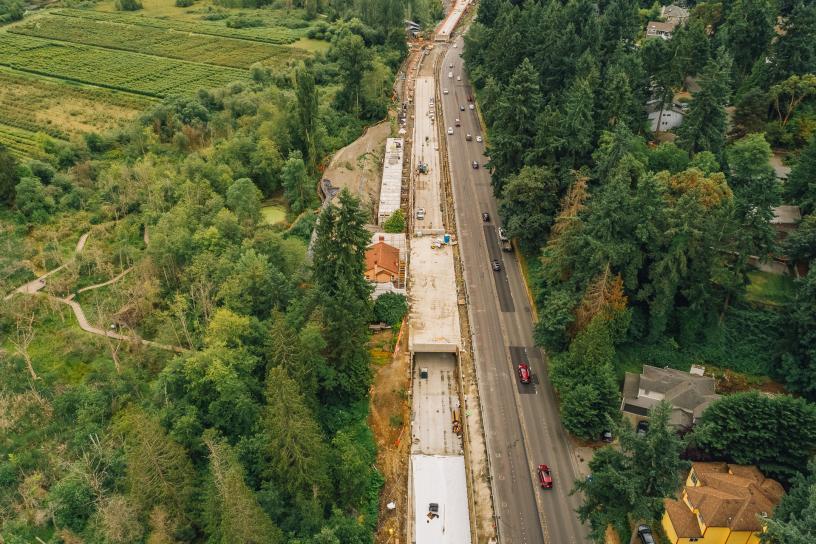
466;0;816;541
0;0;421;541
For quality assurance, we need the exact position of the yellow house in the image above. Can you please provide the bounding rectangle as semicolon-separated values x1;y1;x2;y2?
662;462;785;544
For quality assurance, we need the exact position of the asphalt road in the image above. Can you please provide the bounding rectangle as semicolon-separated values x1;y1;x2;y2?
440;37;590;544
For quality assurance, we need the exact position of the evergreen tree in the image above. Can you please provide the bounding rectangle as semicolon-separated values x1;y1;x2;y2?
725;0;775;77
562;77;596;165
764;461;816;543
786;133;816;214
498;166;561;251
204;435;285;544
116;409;195;525
779;267;816;402
677;49;733;156
767;2;816;84
264;366;330;497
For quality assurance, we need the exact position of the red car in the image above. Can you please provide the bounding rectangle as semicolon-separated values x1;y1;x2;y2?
537;464;553;488
517;362;531;384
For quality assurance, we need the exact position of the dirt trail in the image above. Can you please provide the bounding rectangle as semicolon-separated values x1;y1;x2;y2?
371;324;411;543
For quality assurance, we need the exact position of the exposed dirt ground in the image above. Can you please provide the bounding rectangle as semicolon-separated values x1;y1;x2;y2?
370;324;411;544
322;120;391;215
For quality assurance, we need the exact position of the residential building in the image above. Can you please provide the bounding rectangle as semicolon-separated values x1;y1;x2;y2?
621;365;720;430
662;4;690;26
663;462;785;544
649;107;685;132
365;236;401;284
647;20;678;40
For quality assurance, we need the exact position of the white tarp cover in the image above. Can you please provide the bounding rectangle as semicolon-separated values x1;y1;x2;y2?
378;138;404;224
412;454;472;544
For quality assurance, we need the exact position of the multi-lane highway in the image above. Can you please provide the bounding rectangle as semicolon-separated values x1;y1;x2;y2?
439;36;590;543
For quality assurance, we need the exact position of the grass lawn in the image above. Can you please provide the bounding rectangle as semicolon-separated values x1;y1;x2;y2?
261;203;287;225
745;270;796;307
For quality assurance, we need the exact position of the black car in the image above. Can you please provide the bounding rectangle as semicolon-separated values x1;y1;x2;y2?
482;212;490;222
460;105;465;111
491;259;501;271
636;524;655;544
472;161;479;169
636;420;649;437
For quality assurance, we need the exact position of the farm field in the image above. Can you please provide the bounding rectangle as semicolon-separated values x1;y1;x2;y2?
12;13;307;69
0;68;155;137
52;7;307;45
0;33;249;98
0;122;41;160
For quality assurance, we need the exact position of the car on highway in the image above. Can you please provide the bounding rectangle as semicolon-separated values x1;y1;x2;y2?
453;42;457;48
476;135;483;142
469;104;475;110
482;212;490;222
466;133;472;141
537;464;553;489
416;207;425;220
460;105;465;111
517;362;531;383
449;63;453;68
455;118;460;126
472;161;479;169
443;88;448;94
636;525;655;544
491;259;501;271
457;75;461;81
447;127;453;135
448;71;453;78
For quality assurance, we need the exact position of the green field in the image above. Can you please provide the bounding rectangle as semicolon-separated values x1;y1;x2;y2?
53;7;306;45
12;14;306;69
261;203;287;225
0;68;155;138
0;33;249;97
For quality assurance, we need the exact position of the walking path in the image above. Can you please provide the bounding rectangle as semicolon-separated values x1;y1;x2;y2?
4;229;185;353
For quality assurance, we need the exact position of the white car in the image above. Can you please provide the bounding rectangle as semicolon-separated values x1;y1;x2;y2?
443;88;449;94
469;104;475;110
476;135;483;143
453;43;457;48
448;71;453;78
447;127;453;135
457;76;461;81
416;208;426;220
449;63;454;68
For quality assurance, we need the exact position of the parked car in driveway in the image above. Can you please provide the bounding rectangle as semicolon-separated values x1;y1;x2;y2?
491;259;501;271
517;362;531;383
601;430;613;443
636;420;649;437
636;524;655;544
537;464;553;488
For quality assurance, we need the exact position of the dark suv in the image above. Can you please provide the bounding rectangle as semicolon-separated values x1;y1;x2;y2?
636;524;655;544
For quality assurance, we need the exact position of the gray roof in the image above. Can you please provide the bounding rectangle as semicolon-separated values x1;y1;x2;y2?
621;365;720;428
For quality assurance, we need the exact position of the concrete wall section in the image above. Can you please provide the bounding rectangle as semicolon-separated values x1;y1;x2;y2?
378;138;404;224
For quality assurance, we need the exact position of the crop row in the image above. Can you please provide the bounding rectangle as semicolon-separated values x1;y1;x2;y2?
53;8;304;45
0;123;40;160
0;68;156;111
11;15;304;69
0;34;249;98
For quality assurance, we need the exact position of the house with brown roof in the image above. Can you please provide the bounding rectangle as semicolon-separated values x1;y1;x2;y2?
647;20;678;40
663;462;784;544
621;365;720;430
365;236;401;285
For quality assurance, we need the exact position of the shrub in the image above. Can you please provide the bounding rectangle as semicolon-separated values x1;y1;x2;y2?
115;0;143;11
382;209;405;233
373;292;407;327
226;15;264;28
175;0;195;6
